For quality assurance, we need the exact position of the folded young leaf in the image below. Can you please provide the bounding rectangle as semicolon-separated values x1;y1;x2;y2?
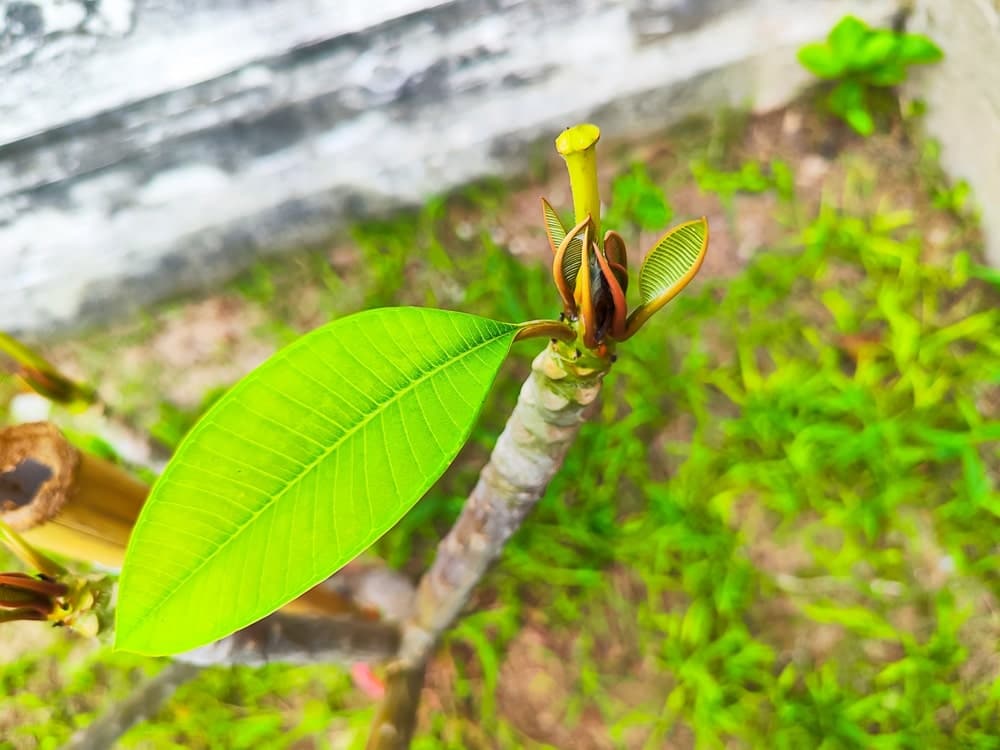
541;198;567;255
624;218;708;337
552;217;589;315
603;231;629;292
116;308;519;655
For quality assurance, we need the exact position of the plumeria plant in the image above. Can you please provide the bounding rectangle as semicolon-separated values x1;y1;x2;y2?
0;123;706;747
116;123;708;660
0;124;708;750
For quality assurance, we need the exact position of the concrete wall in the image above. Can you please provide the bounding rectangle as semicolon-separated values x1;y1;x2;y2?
0;0;915;333
904;0;1000;268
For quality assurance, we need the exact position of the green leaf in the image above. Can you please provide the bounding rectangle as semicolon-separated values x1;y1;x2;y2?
607;164;673;231
541;198;567;253
827;79;864;117
116;307;519;655
624;218;708;337
844;105;875;136
542;199;586;308
897;33;943;65
797;43;844;78
866;62;906;86
802;603;897;640
826;80;874;135
828;15;869;59
559;231;584;292
853;31;899;72
637;218;709;305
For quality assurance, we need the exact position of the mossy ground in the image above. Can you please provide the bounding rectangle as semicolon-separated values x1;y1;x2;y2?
2;101;998;749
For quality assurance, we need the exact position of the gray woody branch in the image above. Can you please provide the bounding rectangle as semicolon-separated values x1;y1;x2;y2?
64;605;404;750
56;585;404;750
367;345;609;749
65;662;203;750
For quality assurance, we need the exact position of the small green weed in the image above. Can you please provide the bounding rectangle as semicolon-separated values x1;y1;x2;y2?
798;15;943;135
603;163;674;235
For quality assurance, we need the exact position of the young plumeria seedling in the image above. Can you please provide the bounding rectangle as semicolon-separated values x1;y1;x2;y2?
115;123;709;656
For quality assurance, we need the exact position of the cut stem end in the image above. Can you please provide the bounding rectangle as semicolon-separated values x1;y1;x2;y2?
556;124;602;239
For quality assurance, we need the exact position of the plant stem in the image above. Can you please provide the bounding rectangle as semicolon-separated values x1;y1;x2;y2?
0;332;96;406
366;342;610;746
555;123;602;238
178;610;401;667
64;661;202;750
366;662;428;750
514;319;577;342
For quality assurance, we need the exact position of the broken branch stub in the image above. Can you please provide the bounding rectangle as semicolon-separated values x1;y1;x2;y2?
0;422;146;569
0;421;413;630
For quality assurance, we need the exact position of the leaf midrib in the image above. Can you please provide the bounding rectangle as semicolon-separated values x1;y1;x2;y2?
119;323;515;644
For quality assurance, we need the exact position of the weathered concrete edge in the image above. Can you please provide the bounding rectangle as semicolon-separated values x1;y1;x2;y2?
903;0;1000;268
1;0;902;335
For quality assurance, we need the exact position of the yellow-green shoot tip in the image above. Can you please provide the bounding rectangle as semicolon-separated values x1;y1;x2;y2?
555;123;601;156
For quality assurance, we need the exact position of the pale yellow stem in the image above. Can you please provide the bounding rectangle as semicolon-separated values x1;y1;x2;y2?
555;123;602;238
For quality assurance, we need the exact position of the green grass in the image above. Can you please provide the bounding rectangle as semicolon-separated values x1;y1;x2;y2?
1;106;998;749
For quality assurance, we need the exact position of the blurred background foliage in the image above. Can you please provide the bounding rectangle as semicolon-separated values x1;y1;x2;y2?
1;98;998;749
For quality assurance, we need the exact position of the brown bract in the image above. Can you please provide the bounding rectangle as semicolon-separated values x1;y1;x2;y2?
542;198;708;354
548;214;629;354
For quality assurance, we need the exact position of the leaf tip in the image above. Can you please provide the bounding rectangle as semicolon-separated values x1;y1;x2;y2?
623;216;709;338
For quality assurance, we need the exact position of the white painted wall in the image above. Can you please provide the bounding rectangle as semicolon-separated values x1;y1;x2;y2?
904;0;1000;268
0;0;915;333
